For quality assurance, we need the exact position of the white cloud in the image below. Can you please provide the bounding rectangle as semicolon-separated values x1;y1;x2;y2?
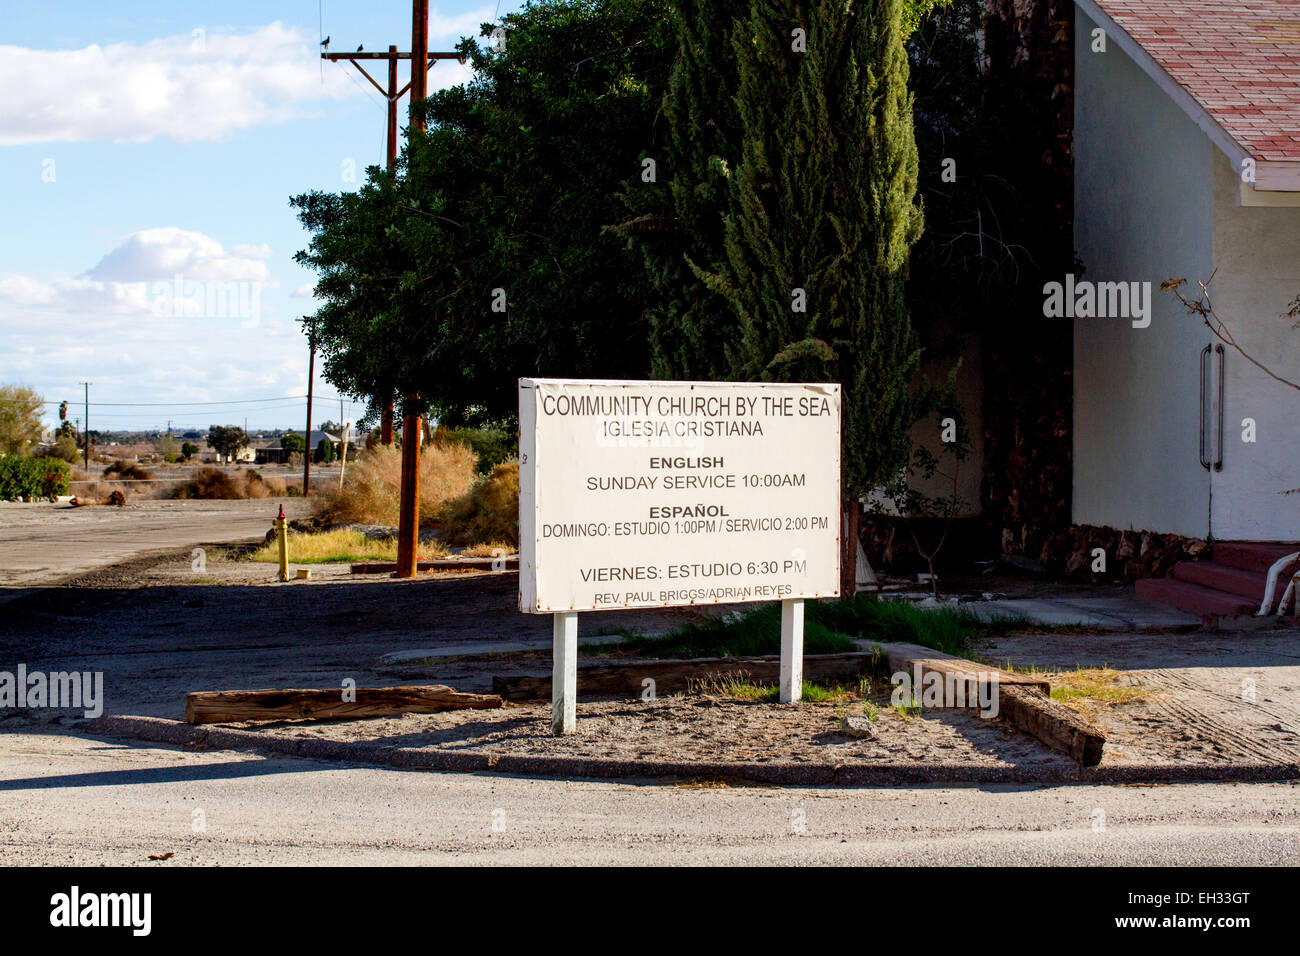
0;274;59;307
0;22;360;145
2;228;278;320
0;18;483;146
86;228;270;283
291;283;318;298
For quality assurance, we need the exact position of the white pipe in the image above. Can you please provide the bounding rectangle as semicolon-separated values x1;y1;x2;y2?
1277;572;1299;617
1258;551;1300;616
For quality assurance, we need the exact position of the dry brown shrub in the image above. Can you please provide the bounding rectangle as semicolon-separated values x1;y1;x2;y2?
315;443;477;527
103;460;155;482
168;466;292;500
172;468;241;499
437;461;519;547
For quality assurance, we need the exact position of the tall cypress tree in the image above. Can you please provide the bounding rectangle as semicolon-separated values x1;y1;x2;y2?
620;0;741;380
705;0;925;590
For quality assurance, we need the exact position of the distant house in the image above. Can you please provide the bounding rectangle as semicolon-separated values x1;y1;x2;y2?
206;442;255;465
254;444;290;465
262;430;355;465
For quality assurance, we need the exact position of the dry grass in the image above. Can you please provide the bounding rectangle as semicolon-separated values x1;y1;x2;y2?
314;444;477;527
460;540;516;557
249;528;448;564
1049;667;1148;707
438;461;519;547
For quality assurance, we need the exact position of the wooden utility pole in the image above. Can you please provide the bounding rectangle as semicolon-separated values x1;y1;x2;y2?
303;319;315;495
395;0;431;579
338;398;350;490
79;382;91;470
320;3;459;578
321;41;462;449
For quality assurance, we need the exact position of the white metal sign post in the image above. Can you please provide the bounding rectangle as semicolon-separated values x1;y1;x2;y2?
519;378;841;734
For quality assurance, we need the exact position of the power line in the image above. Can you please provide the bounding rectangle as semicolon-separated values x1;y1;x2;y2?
2;394;356;407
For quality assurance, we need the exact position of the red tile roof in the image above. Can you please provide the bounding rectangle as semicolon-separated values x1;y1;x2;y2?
1091;0;1300;162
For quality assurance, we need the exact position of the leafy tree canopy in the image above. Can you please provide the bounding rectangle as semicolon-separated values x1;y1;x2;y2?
292;0;675;427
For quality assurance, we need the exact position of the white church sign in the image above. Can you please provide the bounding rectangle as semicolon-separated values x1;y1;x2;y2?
518;378;842;733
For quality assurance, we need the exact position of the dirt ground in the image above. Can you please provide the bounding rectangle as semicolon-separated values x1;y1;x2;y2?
2;500;1299;775
210;694;1076;774
0;497;313;589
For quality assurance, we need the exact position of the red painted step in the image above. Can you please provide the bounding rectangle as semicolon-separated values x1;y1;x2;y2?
1173;560;1267;601
1213;541;1298;574
1135;578;1255;617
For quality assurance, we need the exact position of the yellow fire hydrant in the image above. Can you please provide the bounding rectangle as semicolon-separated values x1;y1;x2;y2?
274;504;290;582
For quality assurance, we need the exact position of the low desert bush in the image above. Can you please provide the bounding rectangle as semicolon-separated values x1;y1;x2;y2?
437;461;519;547
172;467;241;499
315;443;477;527
171;467;290;500
240;469;287;498
103;460;155;482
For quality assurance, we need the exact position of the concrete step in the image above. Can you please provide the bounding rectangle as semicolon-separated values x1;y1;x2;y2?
1213;541;1298;574
1173;560;1267;602
1135;577;1255;617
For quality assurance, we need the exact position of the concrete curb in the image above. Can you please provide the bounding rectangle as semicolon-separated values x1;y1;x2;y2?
82;715;1300;787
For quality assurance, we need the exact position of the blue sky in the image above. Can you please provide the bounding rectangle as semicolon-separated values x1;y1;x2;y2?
0;2;520;433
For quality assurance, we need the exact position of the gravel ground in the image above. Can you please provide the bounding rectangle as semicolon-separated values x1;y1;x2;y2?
203;693;1074;772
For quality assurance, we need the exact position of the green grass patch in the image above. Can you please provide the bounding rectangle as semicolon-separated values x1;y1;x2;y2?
594;603;855;659
686;674;856;703
808;594;1027;657
581;594;1025;665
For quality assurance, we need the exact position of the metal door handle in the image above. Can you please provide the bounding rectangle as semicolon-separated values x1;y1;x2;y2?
1215;344;1225;471
1199;344;1212;470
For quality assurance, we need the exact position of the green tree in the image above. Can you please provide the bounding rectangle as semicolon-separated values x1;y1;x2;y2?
668;0;925;592
626;0;948;384
315;438;336;464
280;433;307;455
292;0;674;426
0;385;45;455
0;385;46;456
180;442;200;461
154;434;179;462
207;425;249;463
40;433;80;463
